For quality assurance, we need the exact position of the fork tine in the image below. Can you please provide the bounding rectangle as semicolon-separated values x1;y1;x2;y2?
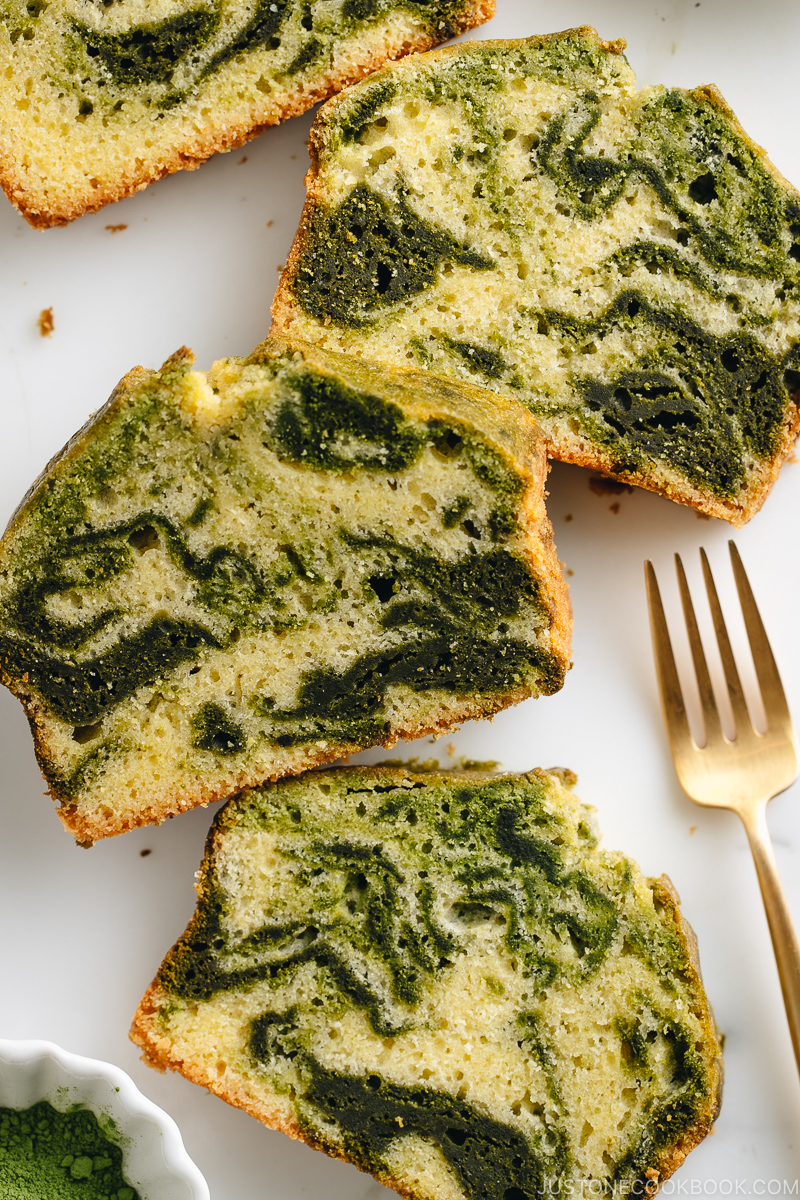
700;547;753;738
729;541;793;733
645;561;693;749
675;553;722;745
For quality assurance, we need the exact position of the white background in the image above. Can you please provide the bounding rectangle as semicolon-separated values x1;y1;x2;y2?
1;0;800;1194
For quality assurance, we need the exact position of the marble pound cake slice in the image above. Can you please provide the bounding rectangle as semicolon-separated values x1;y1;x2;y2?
0;0;492;228
0;336;569;842
131;766;722;1193
273;27;800;525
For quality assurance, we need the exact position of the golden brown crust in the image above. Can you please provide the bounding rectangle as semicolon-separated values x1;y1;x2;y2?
2;1;495;228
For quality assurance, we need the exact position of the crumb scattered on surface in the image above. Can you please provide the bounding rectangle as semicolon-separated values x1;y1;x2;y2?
38;307;53;337
589;476;634;497
140;848;152;857
238;156;248;164
105;223;127;233
267;220;274;228
609;502;621;514
565;513;573;522
566;568;574;576
690;826;697;835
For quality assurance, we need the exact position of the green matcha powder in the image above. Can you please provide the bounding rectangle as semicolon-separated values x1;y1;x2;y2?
0;1100;139;1200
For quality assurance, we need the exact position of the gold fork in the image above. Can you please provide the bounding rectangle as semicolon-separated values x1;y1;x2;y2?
645;541;800;1074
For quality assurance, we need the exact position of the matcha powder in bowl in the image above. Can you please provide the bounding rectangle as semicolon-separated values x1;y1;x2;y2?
0;1099;138;1199
0;1040;209;1200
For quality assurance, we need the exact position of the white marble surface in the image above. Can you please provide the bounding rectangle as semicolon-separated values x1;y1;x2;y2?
1;0;800;1194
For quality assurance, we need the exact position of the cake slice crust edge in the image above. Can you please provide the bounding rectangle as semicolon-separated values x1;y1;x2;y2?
130;765;723;1193
0;337;570;842
271;27;800;526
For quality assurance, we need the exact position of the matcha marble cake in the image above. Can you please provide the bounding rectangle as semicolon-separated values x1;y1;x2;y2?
0;0;492;227
0;335;569;842
131;766;722;1193
273;27;800;525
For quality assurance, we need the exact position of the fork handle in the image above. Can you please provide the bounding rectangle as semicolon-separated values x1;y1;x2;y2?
741;803;800;1077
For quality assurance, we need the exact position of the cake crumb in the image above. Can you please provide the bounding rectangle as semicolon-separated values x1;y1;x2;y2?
238;156;248;164
375;756;441;771
105;223;127;233
610;502;621;514
38;307;54;337
140;848;152;857
689;826;697;835
565;513;573;522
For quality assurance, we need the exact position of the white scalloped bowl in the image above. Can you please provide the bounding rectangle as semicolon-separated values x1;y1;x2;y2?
0;1039;209;1199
